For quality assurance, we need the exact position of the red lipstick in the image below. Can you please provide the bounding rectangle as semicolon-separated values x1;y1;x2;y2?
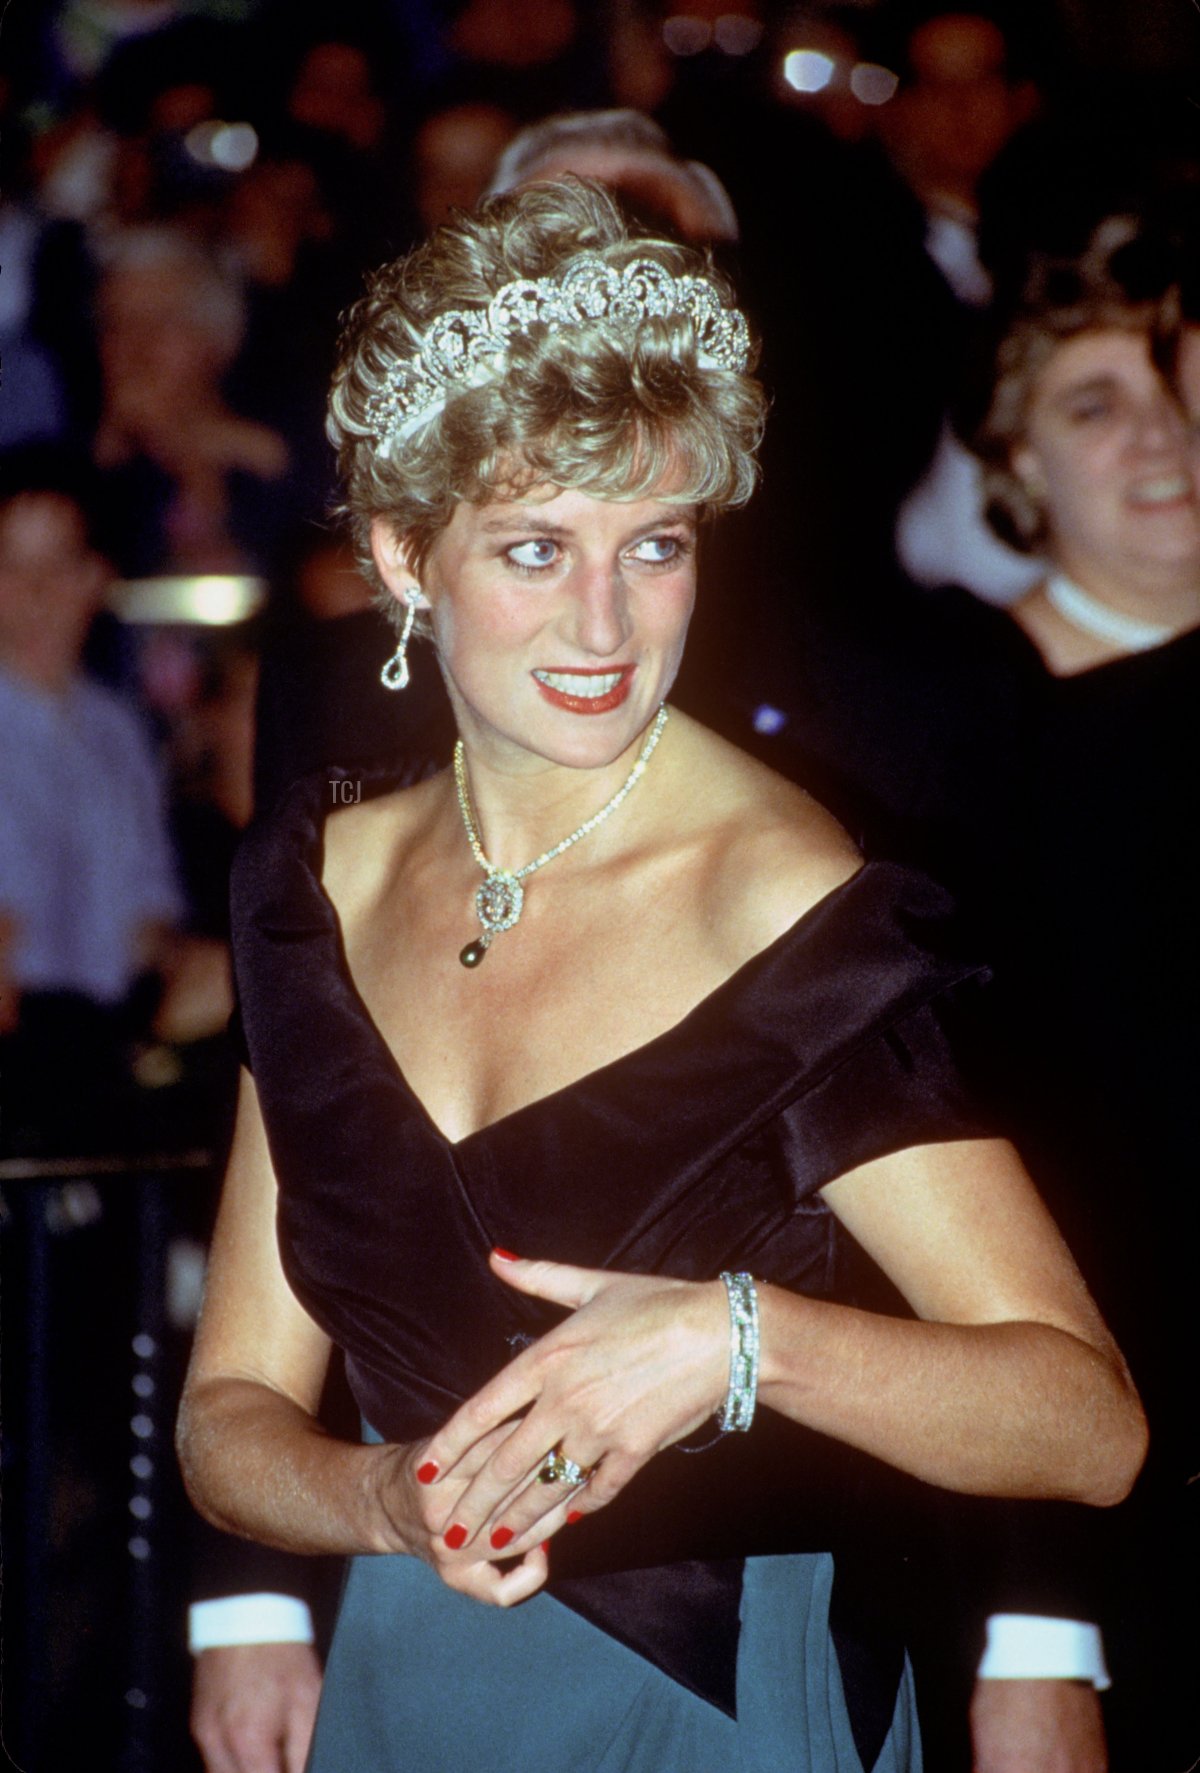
532;666;634;715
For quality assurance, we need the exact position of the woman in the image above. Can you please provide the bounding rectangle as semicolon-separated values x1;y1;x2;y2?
177;181;1144;1772
956;224;1200;1326
957;223;1200;1766
972;224;1200;671
731;218;1198;1767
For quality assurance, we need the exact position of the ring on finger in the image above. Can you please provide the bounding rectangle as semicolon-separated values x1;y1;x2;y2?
536;1446;593;1486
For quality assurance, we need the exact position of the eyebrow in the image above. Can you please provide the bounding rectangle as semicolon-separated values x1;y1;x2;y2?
476;514;572;537
475;506;696;539
1051;376;1119;404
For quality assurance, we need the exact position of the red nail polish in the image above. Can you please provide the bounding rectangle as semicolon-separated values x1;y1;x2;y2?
444;1523;468;1550
567;1511;583;1525
492;1247;520;1262
416;1461;438;1485
490;1526;515;1550
541;1540;551;1556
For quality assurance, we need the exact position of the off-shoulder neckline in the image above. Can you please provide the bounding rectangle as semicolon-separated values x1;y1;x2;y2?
298;767;880;1149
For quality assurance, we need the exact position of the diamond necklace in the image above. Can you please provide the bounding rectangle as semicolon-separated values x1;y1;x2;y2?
452;704;669;968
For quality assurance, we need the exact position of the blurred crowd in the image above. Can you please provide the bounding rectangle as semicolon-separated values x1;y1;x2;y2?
2;0;1199;1768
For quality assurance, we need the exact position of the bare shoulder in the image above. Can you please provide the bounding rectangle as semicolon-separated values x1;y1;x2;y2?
321;771;445;922
664;712;862;969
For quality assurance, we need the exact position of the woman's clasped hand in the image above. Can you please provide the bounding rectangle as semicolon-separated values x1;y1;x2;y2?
406;1254;731;1588
374;1421;551;1607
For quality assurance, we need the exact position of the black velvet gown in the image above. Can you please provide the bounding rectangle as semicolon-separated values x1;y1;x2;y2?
230;765;999;1773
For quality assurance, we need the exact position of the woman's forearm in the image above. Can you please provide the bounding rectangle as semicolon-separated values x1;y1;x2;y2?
416;1250;1145;1558
177;1376;409;1557
178;1374;556;1609
757;1285;1146;1506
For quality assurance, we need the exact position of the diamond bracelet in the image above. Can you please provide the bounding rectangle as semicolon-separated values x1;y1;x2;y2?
716;1272;760;1434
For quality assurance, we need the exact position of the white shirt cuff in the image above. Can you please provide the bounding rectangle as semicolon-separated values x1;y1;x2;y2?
189;1592;315;1653
978;1614;1110;1689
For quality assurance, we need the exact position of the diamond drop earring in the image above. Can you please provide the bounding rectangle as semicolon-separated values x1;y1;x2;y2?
380;593;418;691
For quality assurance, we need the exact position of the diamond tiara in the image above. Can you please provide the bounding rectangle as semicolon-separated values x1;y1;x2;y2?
363;254;752;452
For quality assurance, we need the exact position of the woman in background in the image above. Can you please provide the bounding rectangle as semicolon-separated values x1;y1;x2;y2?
960;223;1200;1767
733;217;1198;1769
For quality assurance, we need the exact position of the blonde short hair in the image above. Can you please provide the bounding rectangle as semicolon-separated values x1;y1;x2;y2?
326;179;764;619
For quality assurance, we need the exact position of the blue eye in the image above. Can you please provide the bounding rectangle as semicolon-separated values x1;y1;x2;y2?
507;539;559;571
629;535;684;564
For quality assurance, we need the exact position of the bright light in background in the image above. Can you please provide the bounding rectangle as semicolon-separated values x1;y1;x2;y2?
783;48;835;93
753;703;788;735
781;48;899;106
184;120;259;173
849;62;899;105
189;576;260;623
210;122;259;171
110;575;267;626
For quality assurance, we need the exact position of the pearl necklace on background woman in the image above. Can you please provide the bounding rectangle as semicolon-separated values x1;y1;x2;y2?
1045;572;1175;652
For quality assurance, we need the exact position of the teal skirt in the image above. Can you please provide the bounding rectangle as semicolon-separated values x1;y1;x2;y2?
307;1548;921;1772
